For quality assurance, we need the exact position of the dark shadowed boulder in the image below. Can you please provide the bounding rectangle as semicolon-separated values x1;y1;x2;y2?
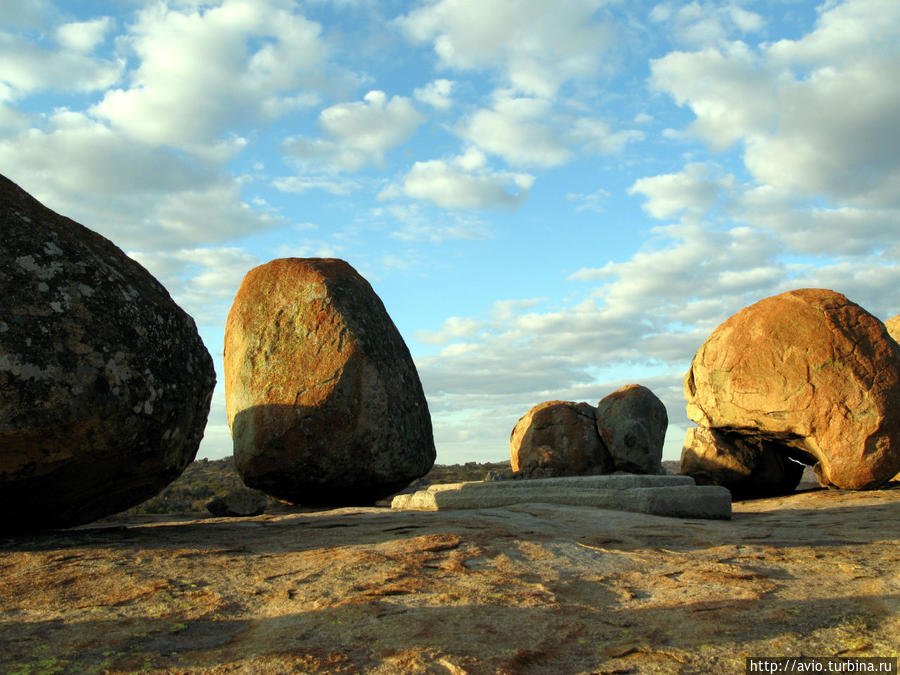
0;174;215;534
510;400;613;478
596;384;667;474
683;288;900;491
224;258;435;506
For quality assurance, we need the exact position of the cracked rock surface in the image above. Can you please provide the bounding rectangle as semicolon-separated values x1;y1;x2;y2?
683;288;900;491
0;173;215;534
224;258;435;506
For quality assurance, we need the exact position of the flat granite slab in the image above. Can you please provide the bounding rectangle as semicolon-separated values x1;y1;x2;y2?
392;474;732;520
424;473;696;492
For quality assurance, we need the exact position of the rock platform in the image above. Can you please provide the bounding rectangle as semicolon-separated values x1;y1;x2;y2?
391;474;732;519
3;485;898;673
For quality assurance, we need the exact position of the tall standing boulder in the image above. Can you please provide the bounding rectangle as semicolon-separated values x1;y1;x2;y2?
682;288;900;490
510;401;613;477
224;258;435;505
0;174;215;534
596;384;667;474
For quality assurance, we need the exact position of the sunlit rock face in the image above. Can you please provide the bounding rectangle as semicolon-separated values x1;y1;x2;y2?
682;288;900;492
224;258;435;506
885;314;900;344
510;400;613;478
0;173;215;534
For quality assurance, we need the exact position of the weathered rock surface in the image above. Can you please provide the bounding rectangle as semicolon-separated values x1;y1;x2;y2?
0;174;215;534
2;485;898;673
596;384;667;474
510;400;612;477
683;288;900;490
224;258;435;506
206;490;268;517
886;314;900;343
882;315;900;482
681;427;805;498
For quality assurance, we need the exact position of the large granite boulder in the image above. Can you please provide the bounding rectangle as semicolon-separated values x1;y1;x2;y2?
224;258;435;505
682;288;900;491
510;400;613;477
596;384;667;474
0;174;215;534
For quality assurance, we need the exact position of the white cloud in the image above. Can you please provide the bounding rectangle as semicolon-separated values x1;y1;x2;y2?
650;1;765;47
460;96;570;167
460;94;641;168
56;17;114;52
396;0;613;98
0;30;122;102
129;247;262;327
0;110;281;251
91;0;332;153
414;78;454;110
283;90;424;171
629;162;735;222
649;42;772;150
319;90;424;164
650;0;900;209
384;151;534;210
416;316;481;345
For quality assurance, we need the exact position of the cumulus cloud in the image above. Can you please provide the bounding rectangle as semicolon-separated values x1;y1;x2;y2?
414;78;455;110
0;29;122;102
383;149;534;210
396;0;613;97
129;247;261;327
629;162;735;222
56;17;114;52
91;0;334;154
650;0;900;209
0;110;281;251
283;90;424;171
460;93;642;168
650;1;765;46
734;185;900;258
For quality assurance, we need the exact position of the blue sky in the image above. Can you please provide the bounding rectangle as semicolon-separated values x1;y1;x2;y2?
2;0;899;464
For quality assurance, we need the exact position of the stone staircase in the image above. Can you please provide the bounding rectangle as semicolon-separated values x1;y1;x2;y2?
391;474;731;519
